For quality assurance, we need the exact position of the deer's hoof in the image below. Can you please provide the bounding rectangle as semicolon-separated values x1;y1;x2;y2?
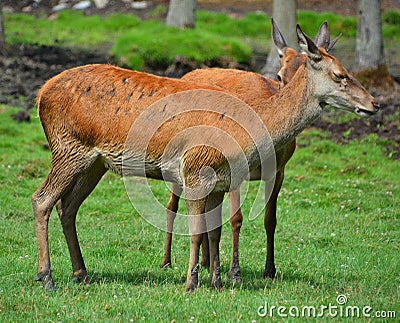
71;269;88;284
35;270;55;291
160;258;172;269
263;262;276;279
228;266;241;284
185;281;198;293
211;274;222;291
186;269;199;292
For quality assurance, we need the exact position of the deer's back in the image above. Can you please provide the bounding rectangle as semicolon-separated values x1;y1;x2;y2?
183;68;279;108
36;64;222;147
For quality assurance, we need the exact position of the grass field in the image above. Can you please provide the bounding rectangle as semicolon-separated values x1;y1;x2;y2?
1;7;400;321
0;104;398;321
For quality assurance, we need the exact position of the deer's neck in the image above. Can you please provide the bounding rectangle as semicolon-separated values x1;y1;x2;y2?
255;64;321;148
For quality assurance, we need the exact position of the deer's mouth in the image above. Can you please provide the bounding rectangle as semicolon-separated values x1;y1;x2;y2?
354;105;377;117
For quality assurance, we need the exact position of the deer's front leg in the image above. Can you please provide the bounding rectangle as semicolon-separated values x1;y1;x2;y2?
263;170;284;279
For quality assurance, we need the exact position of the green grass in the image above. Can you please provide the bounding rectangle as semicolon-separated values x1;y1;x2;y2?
4;10;253;70
298;9;400;38
4;9;400;71
0;106;398;321
196;11;270;38
111;19;251;70
5;10;142;47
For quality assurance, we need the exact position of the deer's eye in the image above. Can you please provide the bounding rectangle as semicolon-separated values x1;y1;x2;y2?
276;74;282;82
333;72;346;81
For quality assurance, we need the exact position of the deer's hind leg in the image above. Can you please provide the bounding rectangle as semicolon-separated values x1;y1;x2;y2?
185;198;206;292
227;188;243;283
55;157;107;284
32;145;100;290
161;184;210;270
205;192;224;290
185;192;224;292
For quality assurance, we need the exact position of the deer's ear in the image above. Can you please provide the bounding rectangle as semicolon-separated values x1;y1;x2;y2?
315;21;330;49
326;33;342;52
314;20;342;52
296;24;322;61
271;18;288;58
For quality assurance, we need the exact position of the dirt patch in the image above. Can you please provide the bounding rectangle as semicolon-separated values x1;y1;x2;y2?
0;43;109;109
311;99;400;159
1;1;399;158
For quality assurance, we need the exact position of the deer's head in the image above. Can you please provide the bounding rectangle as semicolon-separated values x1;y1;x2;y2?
274;20;341;89
272;20;379;117
296;24;379;117
276;47;305;88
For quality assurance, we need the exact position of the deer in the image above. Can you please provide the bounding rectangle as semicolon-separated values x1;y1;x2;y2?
32;23;378;292
160;20;342;283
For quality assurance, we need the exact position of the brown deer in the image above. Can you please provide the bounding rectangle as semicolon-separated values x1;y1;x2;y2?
32;23;378;292
160;21;343;283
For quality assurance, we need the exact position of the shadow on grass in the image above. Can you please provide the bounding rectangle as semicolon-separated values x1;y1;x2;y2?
81;265;328;291
87;268;186;286
223;266;326;291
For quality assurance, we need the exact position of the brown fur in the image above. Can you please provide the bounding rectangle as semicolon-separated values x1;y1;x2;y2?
32;25;377;292
160;68;296;280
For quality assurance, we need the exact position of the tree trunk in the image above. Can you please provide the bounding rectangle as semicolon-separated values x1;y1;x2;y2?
354;0;396;91
262;0;297;78
0;0;7;55
166;0;196;29
356;0;385;70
